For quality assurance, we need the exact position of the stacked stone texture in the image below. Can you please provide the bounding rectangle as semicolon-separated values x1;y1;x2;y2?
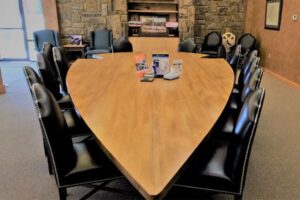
193;0;247;44
56;0;246;45
179;0;195;41
57;0;127;43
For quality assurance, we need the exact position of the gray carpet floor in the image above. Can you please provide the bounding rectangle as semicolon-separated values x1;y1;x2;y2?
0;61;299;200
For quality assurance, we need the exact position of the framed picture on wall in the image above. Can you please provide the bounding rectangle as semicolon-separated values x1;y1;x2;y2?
265;0;283;30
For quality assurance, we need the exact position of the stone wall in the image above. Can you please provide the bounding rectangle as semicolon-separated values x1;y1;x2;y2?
56;0;127;43
107;0;128;39
56;0;247;45
194;0;247;44
179;0;195;41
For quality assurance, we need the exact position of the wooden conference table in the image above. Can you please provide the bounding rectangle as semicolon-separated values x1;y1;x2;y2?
67;52;234;200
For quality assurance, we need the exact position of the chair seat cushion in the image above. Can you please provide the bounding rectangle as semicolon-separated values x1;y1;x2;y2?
62;138;123;185
63;109;91;137
229;94;240;110
177;140;237;192
221;113;235;133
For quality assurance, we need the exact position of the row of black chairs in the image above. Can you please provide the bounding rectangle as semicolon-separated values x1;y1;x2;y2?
173;49;265;200
26;33;264;199
178;32;257;62
24;79;125;199
86;31;133;57
33;29;133;58
24;41;130;199
39;38;133;103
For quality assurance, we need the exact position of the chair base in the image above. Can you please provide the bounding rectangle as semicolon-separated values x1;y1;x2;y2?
235;194;243;200
57;179;138;200
59;188;67;200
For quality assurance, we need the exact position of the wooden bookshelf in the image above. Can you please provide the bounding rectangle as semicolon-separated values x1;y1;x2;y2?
128;10;178;14
128;0;178;4
128;0;179;37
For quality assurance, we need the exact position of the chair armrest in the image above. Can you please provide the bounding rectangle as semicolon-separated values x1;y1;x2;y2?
218;45;226;58
197;44;202;53
86;46;93;51
217;46;222;55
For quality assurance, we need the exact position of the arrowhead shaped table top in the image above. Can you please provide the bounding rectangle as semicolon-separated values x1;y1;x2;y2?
67;52;234;199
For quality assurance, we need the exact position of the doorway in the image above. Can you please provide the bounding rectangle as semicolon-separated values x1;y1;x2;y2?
0;0;44;61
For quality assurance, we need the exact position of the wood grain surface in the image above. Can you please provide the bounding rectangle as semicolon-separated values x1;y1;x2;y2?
129;37;179;53
67;52;234;199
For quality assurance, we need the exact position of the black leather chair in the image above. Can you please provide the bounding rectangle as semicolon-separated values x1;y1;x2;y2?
113;37;133;52
23;66;57;174
200;32;225;58
235;53;259;94
241;50;258;74
23;66;90;136
52;47;70;93
23;66;43;90
33;29;60;52
228;44;242;72
212;67;263;137
37;52;72;109
178;38;197;53
31;83;124;200
86;29;113;58
175;88;265;200
42;42;59;79
229;68;264;111
238;33;257;55
242;57;261;88
230;33;257;67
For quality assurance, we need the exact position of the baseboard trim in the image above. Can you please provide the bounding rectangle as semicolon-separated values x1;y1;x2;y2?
264;68;300;90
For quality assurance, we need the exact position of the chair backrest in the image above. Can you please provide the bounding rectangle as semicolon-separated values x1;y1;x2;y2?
232;44;242;57
23;66;42;92
42;42;58;78
229;88;265;191
52;47;69;92
202;32;222;50
229;44;242;69
36;52;61;99
90;30;113;50
33;29;60;52
241;68;264;103
31;83;76;178
178;38;197;53
238;33;256;54
236;50;258;89
113;37;133;52
242;50;258;75
243;57;261;85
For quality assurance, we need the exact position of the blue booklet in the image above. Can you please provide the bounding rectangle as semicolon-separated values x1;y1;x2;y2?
152;54;169;77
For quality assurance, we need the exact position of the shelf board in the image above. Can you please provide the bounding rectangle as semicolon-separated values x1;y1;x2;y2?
128;1;178;4
130;33;179;37
128;9;178;14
